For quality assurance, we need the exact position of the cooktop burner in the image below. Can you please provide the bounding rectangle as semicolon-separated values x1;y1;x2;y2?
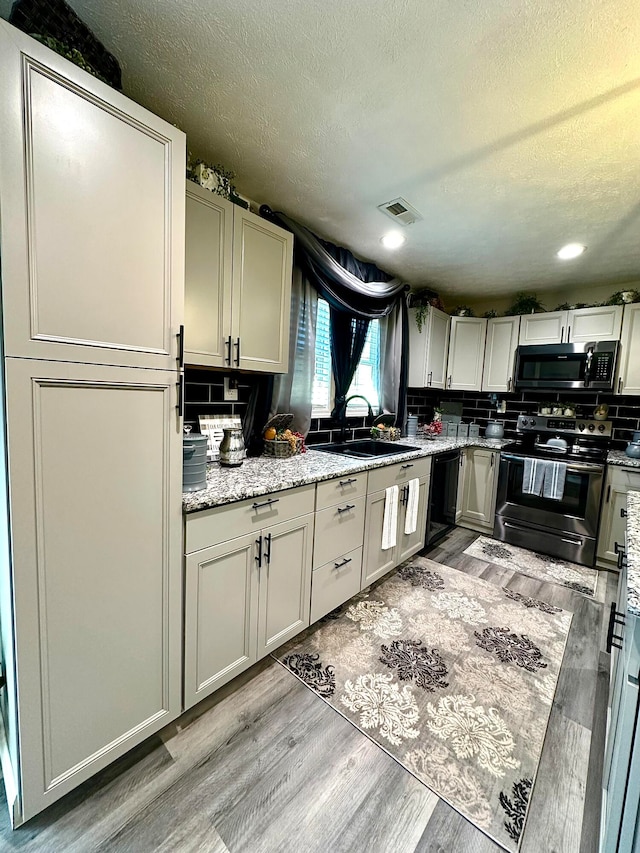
509;414;611;464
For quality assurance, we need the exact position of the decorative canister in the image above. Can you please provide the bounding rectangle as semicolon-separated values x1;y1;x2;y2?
219;426;245;467
485;420;505;439
625;442;640;459
406;414;418;438
183;430;208;492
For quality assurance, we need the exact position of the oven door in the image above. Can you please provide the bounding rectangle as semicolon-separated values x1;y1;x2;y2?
494;452;604;538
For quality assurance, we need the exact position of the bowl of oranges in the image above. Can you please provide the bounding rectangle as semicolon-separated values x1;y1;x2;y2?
262;413;306;458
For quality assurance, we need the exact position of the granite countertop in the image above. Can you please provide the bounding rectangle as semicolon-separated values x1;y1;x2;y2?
608;450;640;469
626;490;640;617
182;436;509;514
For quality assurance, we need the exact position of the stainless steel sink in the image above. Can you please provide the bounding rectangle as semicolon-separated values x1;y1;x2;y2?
312;439;421;459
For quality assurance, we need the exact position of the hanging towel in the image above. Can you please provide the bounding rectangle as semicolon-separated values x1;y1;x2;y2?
542;461;567;500
404;478;420;535
522;458;545;496
381;485;399;550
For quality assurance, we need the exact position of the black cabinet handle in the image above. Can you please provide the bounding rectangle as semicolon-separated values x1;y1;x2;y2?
337;504;355;514
264;533;272;565
252;498;280;510
615;541;627;570
507;378;512;392
401;464;414;470
177;325;184;367
176;374;184;417
334;557;352;569
427;371;433;386
621;507;628;518
339;478;357;487
400;485;409;506
561;325;565;341
567;326;571;341
234;337;241;367
225;335;232;366
606;602;625;653
255;535;263;568
618;377;623;394
606;484;611;503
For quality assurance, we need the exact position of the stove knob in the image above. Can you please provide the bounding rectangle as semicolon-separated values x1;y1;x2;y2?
598;424;605;432
521;418;528;426
588;423;595;432
578;423;585;431
530;419;536;426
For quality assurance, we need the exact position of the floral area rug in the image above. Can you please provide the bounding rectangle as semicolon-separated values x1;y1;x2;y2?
274;557;572;853
463;536;598;598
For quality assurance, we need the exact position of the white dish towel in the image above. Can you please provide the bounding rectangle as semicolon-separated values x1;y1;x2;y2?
404;478;420;535
381;485;399;550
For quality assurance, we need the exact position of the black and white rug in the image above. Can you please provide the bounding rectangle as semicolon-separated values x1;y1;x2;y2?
463;536;598;598
275;556;572;853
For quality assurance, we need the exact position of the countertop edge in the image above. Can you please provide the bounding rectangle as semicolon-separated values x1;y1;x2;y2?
625;490;640;618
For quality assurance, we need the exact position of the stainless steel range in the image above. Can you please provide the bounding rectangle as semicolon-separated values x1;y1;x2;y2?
494;415;611;567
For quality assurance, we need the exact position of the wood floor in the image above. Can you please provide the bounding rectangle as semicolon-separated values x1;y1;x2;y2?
0;528;617;853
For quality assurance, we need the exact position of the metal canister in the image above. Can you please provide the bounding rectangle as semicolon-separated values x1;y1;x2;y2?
219;427;245;467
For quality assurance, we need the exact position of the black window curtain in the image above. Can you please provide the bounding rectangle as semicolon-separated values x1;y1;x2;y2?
260;206;410;428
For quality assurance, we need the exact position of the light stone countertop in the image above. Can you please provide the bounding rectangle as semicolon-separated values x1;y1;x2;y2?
182;436;509;514
626;490;640;617
608;450;640;469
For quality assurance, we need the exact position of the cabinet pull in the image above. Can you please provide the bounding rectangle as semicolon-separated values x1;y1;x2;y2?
447;375;452;388
567;326;571;341
255;535;263;568
177;325;185;368
615;541;627;570
561;326;565;341
606;602;625;653
334;557;352;569
507;378;511;392
337;504;355;514
618;377;623;394
252;498;280;510
339;478;357;487
176;374;184;417
234;337;241;367
427;371;433;386
606;484;611;503
621;507;628;518
225;335;232;366
264;533;272;565
400;485;408;506
401;463;414;470
490;454;495;467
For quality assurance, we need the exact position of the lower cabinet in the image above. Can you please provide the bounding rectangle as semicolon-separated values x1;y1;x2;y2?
362;457;431;588
457;448;499;532
597;466;640;567
183;485;314;709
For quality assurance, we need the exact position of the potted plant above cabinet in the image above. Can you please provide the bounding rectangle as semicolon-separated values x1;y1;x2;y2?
184;181;293;373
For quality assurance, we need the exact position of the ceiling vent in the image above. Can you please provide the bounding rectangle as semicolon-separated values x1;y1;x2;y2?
377;197;423;226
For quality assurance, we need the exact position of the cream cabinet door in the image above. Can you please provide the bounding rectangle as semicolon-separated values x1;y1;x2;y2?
184;533;259;709
459;449;499;529
617;304;640;395
4;358;182;822
362;490;397;588
0;23;185;370
567;306;623;343
397;478;429;563
518;311;568;344
446;318;487;391
597;468;640;565
232;208;293;373
408;306;450;388
482;316;520;393
256;513;313;657
184;183;234;367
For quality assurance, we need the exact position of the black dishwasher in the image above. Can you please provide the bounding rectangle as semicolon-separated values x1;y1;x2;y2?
425;449;460;546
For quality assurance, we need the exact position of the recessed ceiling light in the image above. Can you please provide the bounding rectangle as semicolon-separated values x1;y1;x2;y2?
557;243;586;260
381;231;406;250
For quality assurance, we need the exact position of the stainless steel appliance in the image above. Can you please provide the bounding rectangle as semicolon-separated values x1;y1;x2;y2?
514;340;619;391
494;415;611;566
426;449;460;546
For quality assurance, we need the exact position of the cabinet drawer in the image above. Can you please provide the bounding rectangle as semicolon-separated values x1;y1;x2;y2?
311;547;362;623
367;456;431;492
185;483;315;554
313;496;366;568
316;471;368;510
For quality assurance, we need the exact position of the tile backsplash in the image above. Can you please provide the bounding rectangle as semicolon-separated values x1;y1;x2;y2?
184;367;254;431
407;387;640;450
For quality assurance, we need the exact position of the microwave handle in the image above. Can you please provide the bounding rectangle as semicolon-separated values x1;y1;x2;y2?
583;347;594;385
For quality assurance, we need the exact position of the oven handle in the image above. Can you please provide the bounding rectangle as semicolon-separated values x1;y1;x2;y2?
503;520;584;546
500;453;604;474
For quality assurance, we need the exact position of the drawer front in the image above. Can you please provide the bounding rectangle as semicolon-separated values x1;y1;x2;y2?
315;471;368;511
311;547;362;623
313;496;366;568
185;483;315;554
367;456;431;492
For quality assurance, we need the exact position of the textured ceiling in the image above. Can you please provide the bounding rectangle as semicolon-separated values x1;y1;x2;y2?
9;0;640;299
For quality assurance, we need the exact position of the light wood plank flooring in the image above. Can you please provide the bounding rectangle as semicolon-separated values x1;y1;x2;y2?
0;528;617;852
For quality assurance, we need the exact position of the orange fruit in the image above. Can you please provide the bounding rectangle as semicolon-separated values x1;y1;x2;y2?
264;427;277;440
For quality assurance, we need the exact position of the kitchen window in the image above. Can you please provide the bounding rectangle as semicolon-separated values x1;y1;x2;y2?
312;298;381;416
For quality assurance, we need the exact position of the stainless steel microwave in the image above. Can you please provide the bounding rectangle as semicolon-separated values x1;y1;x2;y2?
514;340;619;391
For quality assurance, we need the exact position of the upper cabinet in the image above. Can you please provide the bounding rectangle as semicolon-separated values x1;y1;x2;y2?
0;22;185;370
446;317;487;391
184;182;293;373
407;306;450;388
481;316;520;393
519;306;623;345
617;303;640;395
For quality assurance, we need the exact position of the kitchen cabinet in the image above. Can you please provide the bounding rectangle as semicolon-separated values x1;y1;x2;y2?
408;306;450;389
597;467;640;566
184;181;293;373
617;304;640;396
446;317;487;392
0;21;186;825
457;448;500;532
519;306;623;346
362;457;431;588
184;485;314;709
481;316;520;393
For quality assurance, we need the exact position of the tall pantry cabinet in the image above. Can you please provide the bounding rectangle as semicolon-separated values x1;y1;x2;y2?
0;21;185;824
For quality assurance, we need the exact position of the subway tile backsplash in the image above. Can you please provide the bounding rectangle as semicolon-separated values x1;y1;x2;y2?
407;387;640;450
